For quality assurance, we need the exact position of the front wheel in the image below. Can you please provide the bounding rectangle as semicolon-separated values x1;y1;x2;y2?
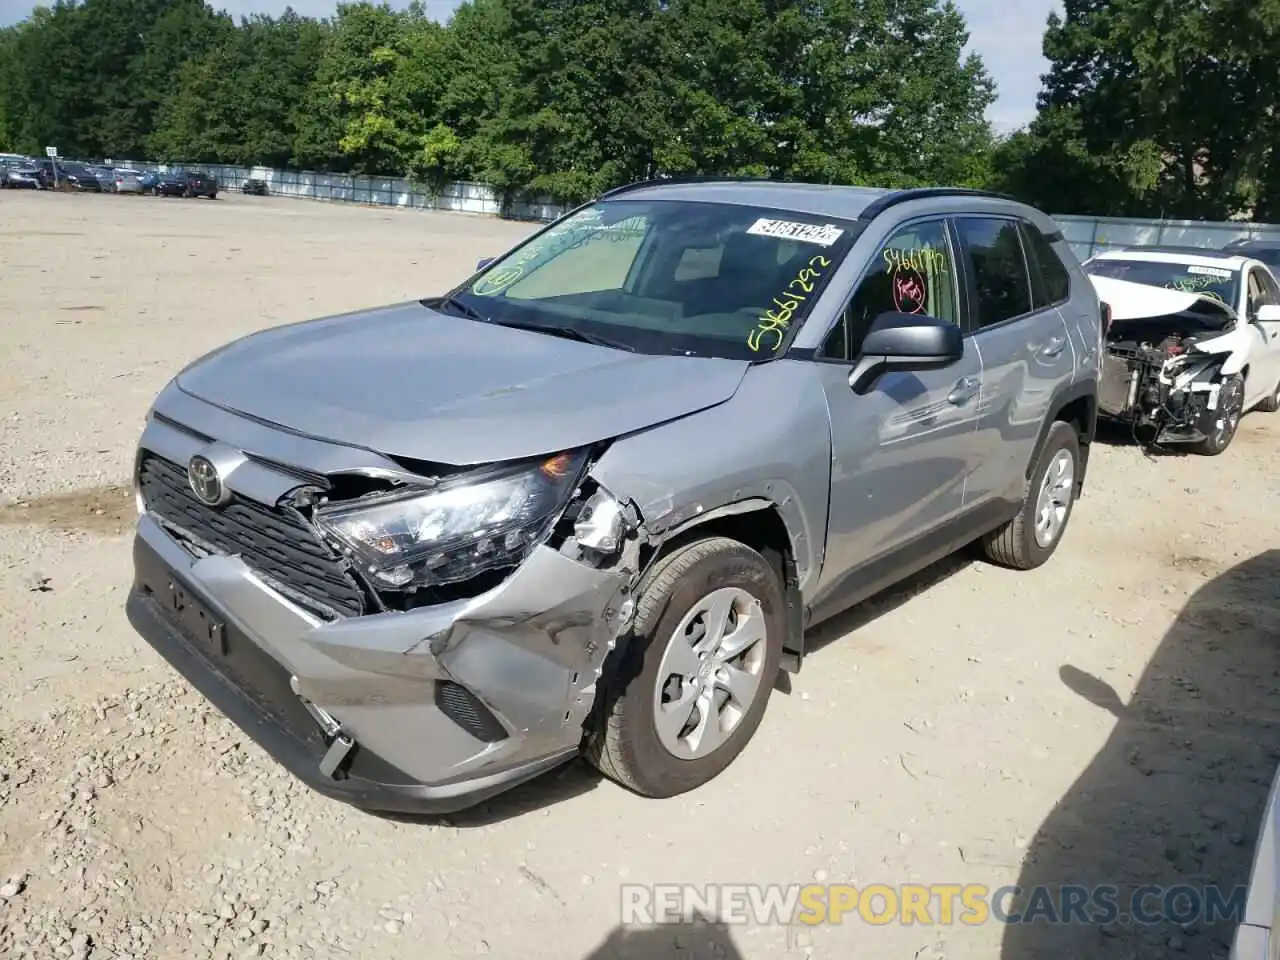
1192;374;1244;455
981;420;1080;570
584;536;784;798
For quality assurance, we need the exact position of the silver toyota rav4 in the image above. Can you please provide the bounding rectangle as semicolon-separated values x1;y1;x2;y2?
126;179;1103;813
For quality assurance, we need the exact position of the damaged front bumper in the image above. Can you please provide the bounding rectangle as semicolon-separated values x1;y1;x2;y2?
126;512;634;814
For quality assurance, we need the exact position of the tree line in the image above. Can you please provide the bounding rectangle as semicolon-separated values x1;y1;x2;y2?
0;0;1277;220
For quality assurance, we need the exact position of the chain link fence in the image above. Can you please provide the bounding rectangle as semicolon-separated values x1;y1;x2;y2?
115;159;1280;256
115;160;565;221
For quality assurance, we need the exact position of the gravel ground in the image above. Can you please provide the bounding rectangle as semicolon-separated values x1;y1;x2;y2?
1;190;1278;960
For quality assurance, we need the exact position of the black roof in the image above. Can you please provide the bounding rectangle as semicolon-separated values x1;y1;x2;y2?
1224;237;1280;250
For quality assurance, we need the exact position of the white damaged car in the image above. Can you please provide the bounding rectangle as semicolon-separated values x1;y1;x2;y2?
1084;247;1280;454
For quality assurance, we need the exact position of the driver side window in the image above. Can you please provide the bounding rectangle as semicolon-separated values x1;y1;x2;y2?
1251;267;1280;314
820;220;959;360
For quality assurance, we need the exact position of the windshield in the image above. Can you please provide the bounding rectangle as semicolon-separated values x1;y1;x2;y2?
447;199;862;360
1086;258;1240;307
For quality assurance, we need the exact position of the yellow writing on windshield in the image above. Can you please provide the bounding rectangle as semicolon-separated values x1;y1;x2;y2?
883;245;946;274
1168;276;1227;303
472;217;651;298
748;255;832;353
471;267;525;296
470;240;548;296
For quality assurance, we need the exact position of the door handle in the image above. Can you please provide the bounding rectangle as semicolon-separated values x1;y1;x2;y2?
1038;336;1066;359
947;376;980;405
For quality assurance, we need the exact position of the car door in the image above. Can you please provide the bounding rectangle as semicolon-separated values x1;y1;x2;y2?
811;216;983;601
954;215;1077;508
1245;265;1280;405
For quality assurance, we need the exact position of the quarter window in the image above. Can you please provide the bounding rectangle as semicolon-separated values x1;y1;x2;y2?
820;219;959;360
956;218;1033;328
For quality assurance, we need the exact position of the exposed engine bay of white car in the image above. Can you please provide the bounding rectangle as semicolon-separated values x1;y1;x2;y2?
1091;276;1248;447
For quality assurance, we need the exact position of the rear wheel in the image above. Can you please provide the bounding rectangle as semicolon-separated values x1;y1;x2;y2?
584;536;784;798
981;421;1080;570
1192;374;1245;455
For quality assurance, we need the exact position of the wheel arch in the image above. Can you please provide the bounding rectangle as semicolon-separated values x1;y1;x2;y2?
633;500;806;674
1026;379;1097;497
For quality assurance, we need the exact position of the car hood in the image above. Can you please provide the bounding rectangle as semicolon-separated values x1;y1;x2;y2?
1090;275;1238;340
174;301;751;465
1090;275;1237;321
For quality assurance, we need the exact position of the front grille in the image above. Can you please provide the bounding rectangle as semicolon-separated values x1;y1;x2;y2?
138;453;366;620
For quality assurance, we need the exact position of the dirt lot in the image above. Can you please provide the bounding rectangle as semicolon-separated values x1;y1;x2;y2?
1;189;1278;960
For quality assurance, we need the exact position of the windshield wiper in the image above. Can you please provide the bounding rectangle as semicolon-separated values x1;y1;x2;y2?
488;319;637;352
432;293;488;323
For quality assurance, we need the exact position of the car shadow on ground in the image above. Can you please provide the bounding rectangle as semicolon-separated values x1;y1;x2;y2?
1002;549;1280;959
801;549;976;659
1093;418;1195;457
367;756;604;828
581;916;744;959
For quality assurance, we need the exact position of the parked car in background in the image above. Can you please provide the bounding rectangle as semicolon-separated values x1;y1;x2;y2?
154;169;218;198
26;159;53;188
241;178;269;196
124;180;1101;814
155;170;189;197
138;170;163;194
0;159;41;189
1084;246;1280;454
182;169;218;199
112;168;145;194
1223;237;1280;271
58;161;104;192
86;165;115;192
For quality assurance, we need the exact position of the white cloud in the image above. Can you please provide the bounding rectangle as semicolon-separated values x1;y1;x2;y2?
0;0;1060;130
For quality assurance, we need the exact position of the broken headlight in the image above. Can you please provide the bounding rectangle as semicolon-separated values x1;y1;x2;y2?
315;450;588;590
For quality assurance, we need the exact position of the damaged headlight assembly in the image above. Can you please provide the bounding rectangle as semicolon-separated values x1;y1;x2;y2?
315;449;596;590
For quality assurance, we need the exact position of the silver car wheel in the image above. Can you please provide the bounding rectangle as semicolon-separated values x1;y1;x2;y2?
652;586;768;760
1033;449;1075;548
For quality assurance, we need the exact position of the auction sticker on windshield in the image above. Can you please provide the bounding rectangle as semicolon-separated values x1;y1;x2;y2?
747;219;844;246
1188;266;1233;278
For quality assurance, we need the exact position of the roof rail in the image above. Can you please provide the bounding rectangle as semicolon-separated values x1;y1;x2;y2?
856;186;1016;221
598;174;770;199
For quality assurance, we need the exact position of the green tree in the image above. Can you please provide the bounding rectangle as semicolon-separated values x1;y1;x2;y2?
996;0;1280;219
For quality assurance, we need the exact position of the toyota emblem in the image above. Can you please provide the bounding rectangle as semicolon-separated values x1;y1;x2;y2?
187;455;228;506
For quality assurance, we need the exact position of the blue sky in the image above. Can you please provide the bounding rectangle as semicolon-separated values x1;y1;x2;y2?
0;0;1061;131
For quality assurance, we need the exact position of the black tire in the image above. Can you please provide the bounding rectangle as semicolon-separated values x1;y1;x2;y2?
584;536;785;798
1256;376;1280;414
981;420;1081;570
1191;374;1244;455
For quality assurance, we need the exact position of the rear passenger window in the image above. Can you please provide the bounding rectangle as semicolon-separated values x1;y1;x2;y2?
956;218;1033;328
1019;222;1071;306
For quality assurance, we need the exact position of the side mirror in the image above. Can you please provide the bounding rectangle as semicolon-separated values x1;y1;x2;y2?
476;257;494;271
848;311;963;394
1256;304;1280;323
